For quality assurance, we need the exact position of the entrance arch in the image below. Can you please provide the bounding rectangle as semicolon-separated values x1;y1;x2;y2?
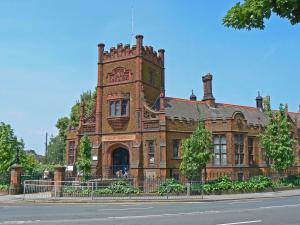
112;147;129;175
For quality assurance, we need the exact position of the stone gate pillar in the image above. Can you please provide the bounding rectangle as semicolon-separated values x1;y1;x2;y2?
54;166;66;197
9;164;22;195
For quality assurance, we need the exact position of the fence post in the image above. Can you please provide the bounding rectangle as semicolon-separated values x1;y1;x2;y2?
23;180;26;200
186;182;191;196
91;182;94;200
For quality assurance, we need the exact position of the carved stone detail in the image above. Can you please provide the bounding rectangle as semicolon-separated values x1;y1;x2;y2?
107;67;131;84
107;116;129;130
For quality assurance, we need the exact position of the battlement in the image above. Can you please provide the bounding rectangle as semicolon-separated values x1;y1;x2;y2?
98;35;164;66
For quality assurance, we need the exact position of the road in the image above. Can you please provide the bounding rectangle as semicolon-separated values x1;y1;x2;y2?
0;196;300;225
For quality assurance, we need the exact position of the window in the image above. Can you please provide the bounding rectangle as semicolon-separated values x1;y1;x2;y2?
235;134;244;165
68;141;75;165
262;148;272;166
172;140;180;159
248;137;254;165
213;135;227;165
148;141;155;164
109;99;129;117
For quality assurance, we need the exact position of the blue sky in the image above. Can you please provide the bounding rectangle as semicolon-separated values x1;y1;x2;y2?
0;0;299;154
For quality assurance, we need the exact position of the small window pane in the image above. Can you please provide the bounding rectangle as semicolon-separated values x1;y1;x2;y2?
121;100;128;116
213;137;219;144
115;100;121;116
221;145;226;153
214;145;220;153
173;140;179;158
221;154;227;165
221;136;226;144
110;101;115;116
214;154;220;165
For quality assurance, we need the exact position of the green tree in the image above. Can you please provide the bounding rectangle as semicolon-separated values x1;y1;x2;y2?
76;135;92;180
46;135;65;165
0;122;24;172
259;104;296;173
224;0;300;30
56;117;69;141
180;122;213;180
20;152;40;173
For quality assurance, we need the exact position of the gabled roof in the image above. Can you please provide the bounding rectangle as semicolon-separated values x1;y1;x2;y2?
164;97;300;129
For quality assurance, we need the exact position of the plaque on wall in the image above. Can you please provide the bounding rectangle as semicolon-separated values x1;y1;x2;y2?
102;134;136;142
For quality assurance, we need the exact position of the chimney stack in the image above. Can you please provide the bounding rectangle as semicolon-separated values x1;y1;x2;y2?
256;92;263;111
298;104;300;113
202;73;215;107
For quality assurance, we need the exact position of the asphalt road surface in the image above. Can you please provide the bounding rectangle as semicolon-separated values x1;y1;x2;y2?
0;196;300;225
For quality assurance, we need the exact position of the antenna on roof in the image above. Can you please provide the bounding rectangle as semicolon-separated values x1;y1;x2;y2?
131;1;134;45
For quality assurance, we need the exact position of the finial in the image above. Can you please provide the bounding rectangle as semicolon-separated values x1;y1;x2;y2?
190;89;197;101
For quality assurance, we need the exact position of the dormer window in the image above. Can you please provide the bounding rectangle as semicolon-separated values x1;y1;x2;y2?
109;99;129;117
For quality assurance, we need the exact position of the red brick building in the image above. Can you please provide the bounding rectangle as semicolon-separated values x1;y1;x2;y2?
66;35;300;180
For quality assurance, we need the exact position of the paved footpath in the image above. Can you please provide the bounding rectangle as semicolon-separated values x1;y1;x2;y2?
1;189;300;204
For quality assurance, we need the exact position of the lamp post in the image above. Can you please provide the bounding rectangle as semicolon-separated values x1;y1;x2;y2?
15;147;20;165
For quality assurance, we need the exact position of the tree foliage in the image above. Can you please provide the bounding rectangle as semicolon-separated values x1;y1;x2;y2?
0;122;24;172
76;135;92;179
224;0;300;30
56;117;69;141
20;151;40;173
180;122;213;180
259;104;296;172
46;135;65;165
0;122;40;173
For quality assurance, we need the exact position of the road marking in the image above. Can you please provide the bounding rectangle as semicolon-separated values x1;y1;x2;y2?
107;210;221;219
259;203;300;209
228;200;262;204
97;207;153;211
0;220;41;224
215;220;262;225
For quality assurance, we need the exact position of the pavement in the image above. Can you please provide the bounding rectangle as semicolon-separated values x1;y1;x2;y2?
1;189;300;204
0;195;300;225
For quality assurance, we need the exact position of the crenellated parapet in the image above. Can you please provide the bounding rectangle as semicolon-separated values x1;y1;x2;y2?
103;43;137;61
99;35;164;66
142;46;163;66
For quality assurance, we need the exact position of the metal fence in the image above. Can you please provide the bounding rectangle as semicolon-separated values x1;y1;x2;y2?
23;170;300;201
23;179;192;200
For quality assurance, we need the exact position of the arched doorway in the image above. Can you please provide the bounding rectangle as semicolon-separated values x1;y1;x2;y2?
112;147;129;176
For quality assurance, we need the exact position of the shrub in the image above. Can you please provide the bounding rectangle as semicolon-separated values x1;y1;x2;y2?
94;188;112;195
193;176;274;194
108;180;140;194
156;179;185;195
0;184;9;191
281;175;300;186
